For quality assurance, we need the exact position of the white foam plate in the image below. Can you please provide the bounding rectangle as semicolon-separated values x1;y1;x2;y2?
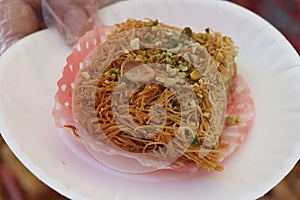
1;0;300;199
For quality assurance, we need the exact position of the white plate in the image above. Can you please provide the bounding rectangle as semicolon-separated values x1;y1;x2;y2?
1;0;300;199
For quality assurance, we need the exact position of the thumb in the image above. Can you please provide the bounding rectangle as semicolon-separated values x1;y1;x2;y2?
43;0;97;45
63;6;93;38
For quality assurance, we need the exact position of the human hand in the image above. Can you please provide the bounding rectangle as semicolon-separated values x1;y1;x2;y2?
0;0;97;55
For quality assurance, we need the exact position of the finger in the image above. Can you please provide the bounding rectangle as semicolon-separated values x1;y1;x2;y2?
23;0;45;28
45;0;97;44
47;0;97;19
47;0;71;18
23;0;41;10
0;0;39;55
63;6;91;37
0;0;39;37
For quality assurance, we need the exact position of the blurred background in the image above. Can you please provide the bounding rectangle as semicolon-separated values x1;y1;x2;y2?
0;0;299;199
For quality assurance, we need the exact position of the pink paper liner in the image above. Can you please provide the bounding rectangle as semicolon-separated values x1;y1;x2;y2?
52;25;255;173
221;74;255;158
52;25;115;128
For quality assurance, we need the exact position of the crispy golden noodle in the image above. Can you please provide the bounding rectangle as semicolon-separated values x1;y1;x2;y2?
73;19;237;171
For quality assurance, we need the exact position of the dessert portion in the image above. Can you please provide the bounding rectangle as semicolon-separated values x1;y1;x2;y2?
53;19;254;172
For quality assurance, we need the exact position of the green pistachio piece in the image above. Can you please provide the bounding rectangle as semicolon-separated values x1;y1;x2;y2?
190;69;201;81
182;27;193;37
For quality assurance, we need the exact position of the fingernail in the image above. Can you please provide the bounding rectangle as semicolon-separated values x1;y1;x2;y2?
63;7;92;37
